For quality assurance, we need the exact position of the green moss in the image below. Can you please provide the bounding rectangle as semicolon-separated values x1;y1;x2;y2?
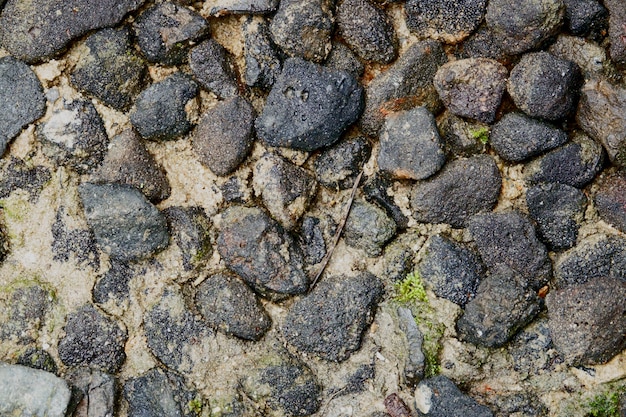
188;398;203;415
586;388;625;417
469;126;490;144
394;271;427;303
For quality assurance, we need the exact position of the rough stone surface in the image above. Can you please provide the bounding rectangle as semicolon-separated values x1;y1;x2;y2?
0;284;53;344
243;16;281;90
0;157;51;201
282;273;383;361
344;200;397;257
405;0;487;44
195;271;271;341
67;367;116;417
299;216;327;265
605;0;626;64
189;39;239;99
217;205;309;299
468;211;552;290
411;155;502;228
363;175;409;230
193;96;255;176
490;112;569;162
79;183;170;262
255;58;363;151
130;72;198;141
163;206;212;271
0;57;46;156
51;207;100;269
93;261;133;306
314;136;371;190
549;34;607;78
57;304;127;373
397;307;425;383
414;375;494;417
0;0;145;63
564;0;608;37
378;107;445;180
208;0;279;15
324;42;365;79
595;171;626;233
17;348;58;374
546;276;626;365
458;25;511;62
438;112;488;158
509;318;556;376
70;27;147;111
336;0;397;63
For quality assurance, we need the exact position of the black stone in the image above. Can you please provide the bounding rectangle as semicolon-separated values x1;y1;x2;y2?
163;206;212;272
314;136;371;190
189;39;239;99
363;175;409;230
406;0;487;44
52;207;100;269
564;0;608;37
300;216;327;265
93;261;133;306
344;200;397;257
414;375;494;417
397;307;425;384
324;42;365;79
458;25;511;62
243;16;282;90
17;348;58;374
0;157;50;202
595;171;626;233
509;318;556;376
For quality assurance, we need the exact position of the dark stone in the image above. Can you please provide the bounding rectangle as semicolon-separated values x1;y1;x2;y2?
79;183;170;262
314;136;371;190
93;261;133;305
548;35;607;78
130;73;198;141
554;234;626;287
300;216;327;265
0;157;51;201
405;0;487;44
458;25;511;62
468;211;552;290
243;16;281;90
490;113;569;162
193;96;255;176
484;393;550;417
0;283;53;344
414;375;494;417
360;40;446;136
363;175;409;230
342;364;376;394
51;207;100;269
269;0;333;62
91;129;171;203
220;176;250;204
195;271;271;341
324;42;365;79
344;200;397;257
485;0;565;55
336;0;397;64
163;206;212;271
70;27;147;111
134;1;209;66
526;183;587;250
564;0;608;37
438;112;488;158
189;39;239;99
0;57;46;156
508;52;582;121
378;107;445;180
0;0;145;63
417;235;485;307
282;273;383;361
208;0;278;15
0;224;6;264
411;155;502;228
524;132;604;188
397;307;425;383
217;205;309;299
382;235;417;283
456;265;541;348
509;318;557;376
594;171;626;234
57;304;127;373
605;0;626;64
546;276;626;365
66;367;116;417
255;58;363;151
17;347;58;374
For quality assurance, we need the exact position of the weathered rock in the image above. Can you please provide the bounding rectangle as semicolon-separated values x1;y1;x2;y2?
484;393;550;417
0;364;71;417
549;35;607;78
195;272;271;341
243;16;281;90
220;176;250;204
458;25;511;62
270;0;333;62
193;96;255;176
509;318;556;376
508;52;582;121
414;375;494;417
490;112;569;162
397;307;425;383
324;42;365;78
189;39;239;99
0;283;53;344
405;0;487;44
563;0;608;37
336;0;397;63
411;155;502;228
363;175;409;230
255;58;363;151
134;1;209;66
0;157;51;201
57;304;127;373
314;136;371;189
605;0;626;64
51;207;100;269
361;40;446;136
0;57;46;156
209;0;278;15
546;276;626;365
163;206;212;271
17;348;58;374
378;107;446;180
595;171;626;233
344;200;397;257
79;183;170;262
70;27;147;111
0;0;145;63
66;367;116;417
217;205;309;299
299;216;327;265
282;273;383;361
438;112;488;158
93;261;133;306
130;72;198;141
383;234;417;283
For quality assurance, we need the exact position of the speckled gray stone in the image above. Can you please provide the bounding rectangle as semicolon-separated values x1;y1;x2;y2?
406;0;487;44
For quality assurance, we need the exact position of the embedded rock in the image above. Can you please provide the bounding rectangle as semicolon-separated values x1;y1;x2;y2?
209;0;279;15
189;39;239;99
163;206;212;271
344;200;397;257
549;35;607;78
414;375;494;417
0;283;53;344
314;136;371;190
406;0;487;44
243;16;282;90
67;367;117;417
605;0;626;64
438;112;488;158
324;42;365;78
363;175;409;230
17;348;58;374
595;171;626;233
564;0;608;37
93;261;133;306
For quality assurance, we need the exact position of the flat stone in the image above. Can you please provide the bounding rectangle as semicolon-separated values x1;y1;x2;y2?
344;200;397;257
282;273;383;361
564;0;608;37
324;42;365;79
605;0;626;63
163;206;212;271
243;16;281;90
66;367;116;417
256;58;363;151
209;0;279;15
314;136;371;190
406;0;487;44
509;318;556;376
0;0;145;63
595;171;626;233
414;375;494;417
438;112;488;158
189;39;239;99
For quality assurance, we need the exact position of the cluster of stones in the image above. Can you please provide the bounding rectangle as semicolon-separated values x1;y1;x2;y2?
0;0;625;415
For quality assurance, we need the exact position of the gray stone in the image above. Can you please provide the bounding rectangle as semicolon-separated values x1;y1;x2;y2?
67;367;116;417
300;215;327;265
193;96;255;176
189;39;239;99
93;261;133;306
438;112;488;158
0;57;46;156
217;205;309;299
51;207;99;270
458;25;511;61
255;58;363;151
70;27;147;111
314;136;371;190
363;175;409;230
282;273;383;361
243;16;281;90
360;40;446;136
605;0;626;64
0;363;71;417
336;0;397;63
269;0;333;62
485;393;550;417
526;183;587;251
564;0;608;37
411;155;502;228
195;271;271;341
0;157;51;201
509;318;557;376
382;235;417;283
549;35;607;78
414;375;494;417
406;0;487;44
79;183;170;262
595;171;626;234
0;283;53;344
209;0;278;15
490;112;569;162
324;42;365;79
397;307;425;384
57;304;127;373
163;206;212;272
17;348;58;374
468;211;552;290
134;1;209;66
131;73;198;141
0;0;145;63
344;200;397;257
378;107;445;180
546;276;626;365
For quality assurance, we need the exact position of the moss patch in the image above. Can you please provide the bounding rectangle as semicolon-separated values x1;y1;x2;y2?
394;271;427;303
586;387;625;417
469;126;490;144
